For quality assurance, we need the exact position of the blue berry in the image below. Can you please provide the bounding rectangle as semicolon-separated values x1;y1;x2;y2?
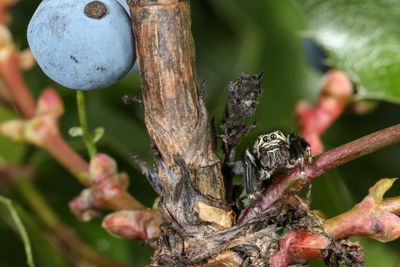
27;0;135;90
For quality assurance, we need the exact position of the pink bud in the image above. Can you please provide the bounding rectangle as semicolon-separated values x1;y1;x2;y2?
36;88;64;117
321;70;353;104
102;210;162;241
89;154;118;183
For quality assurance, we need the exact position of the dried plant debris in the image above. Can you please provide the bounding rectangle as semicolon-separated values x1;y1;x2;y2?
152;178;363;267
220;71;265;157
220;71;265;204
159;156;231;229
324;239;365;267
152;198;282;266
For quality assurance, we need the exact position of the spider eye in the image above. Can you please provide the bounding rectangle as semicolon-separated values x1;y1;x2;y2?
270;134;277;140
262;136;268;142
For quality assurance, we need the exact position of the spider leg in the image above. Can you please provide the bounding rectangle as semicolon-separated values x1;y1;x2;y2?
298;156;306;184
287;134;312;184
306;183;312;205
243;149;265;212
243;149;261;197
299;135;313;165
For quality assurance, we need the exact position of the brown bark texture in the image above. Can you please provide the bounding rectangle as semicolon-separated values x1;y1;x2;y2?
131;0;224;198
130;0;233;230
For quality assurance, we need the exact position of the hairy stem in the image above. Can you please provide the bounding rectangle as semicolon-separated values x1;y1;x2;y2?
76;90;97;158
239;123;400;222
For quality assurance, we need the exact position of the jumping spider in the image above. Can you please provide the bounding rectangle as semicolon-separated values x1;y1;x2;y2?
243;130;312;206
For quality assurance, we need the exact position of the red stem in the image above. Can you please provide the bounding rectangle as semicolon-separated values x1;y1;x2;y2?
0;1;9;25
382;197;400;214
0;49;36;118
42;134;90;185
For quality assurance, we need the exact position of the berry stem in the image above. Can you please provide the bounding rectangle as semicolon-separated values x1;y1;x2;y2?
76;90;97;158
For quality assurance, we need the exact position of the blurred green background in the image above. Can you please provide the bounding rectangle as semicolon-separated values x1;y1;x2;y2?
1;0;400;266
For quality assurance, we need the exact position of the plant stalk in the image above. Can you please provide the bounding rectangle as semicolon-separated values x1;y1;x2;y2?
76;90;97;158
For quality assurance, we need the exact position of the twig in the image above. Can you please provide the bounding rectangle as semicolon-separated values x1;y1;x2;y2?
324;178;400;242
42;133;90;185
238;123;400;222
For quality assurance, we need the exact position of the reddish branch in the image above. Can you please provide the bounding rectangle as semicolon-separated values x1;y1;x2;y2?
239;123;400;223
269;178;400;266
324;178;400;241
0;25;36;118
0;0;20;25
382;197;400;214
296;70;353;153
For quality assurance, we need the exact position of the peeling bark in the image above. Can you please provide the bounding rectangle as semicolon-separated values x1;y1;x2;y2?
130;0;226;200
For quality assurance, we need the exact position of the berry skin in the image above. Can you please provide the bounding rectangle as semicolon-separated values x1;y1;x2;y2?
27;0;135;90
116;0;130;15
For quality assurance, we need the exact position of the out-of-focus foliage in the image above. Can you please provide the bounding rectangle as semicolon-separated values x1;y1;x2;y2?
298;0;400;103
1;0;400;266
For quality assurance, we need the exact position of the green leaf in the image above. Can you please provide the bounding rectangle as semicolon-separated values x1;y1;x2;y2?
297;0;400;103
